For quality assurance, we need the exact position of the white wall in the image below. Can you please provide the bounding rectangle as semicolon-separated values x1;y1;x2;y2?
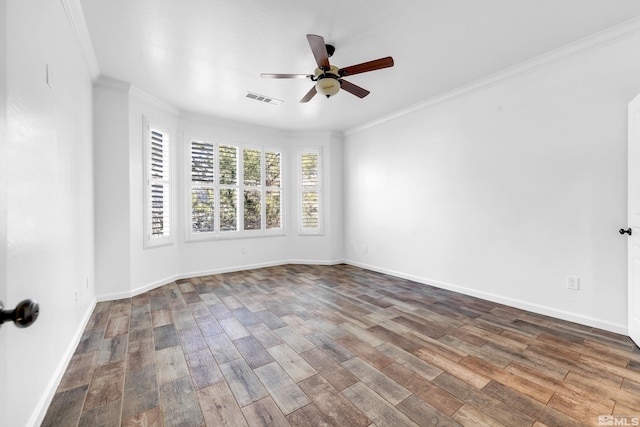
5;0;96;426
94;94;345;300
94;78;131;297
287;131;344;263
344;33;640;333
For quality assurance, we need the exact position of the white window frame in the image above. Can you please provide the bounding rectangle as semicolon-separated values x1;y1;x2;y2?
185;135;285;241
298;147;323;235
143;116;173;248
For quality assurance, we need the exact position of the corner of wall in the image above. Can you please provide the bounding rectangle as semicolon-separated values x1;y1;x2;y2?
93;80;132;297
59;0;100;80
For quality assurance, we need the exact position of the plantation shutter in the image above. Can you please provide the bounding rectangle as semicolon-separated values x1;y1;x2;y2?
191;141;215;233
191;141;214;182
186;140;285;239
148;126;171;243
300;149;321;233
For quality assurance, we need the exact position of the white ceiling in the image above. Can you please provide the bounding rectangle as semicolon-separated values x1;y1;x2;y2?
80;0;640;131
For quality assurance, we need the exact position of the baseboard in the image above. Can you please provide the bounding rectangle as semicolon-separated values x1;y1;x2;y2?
96;258;347;302
345;260;628;336
289;258;347;266
30;298;97;427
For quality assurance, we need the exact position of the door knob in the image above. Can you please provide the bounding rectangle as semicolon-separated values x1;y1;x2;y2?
620;228;633;235
0;299;39;328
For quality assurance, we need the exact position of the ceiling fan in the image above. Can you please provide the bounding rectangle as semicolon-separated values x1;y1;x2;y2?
260;34;394;103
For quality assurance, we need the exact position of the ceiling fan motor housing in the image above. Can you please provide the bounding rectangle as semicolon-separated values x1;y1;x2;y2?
325;44;335;58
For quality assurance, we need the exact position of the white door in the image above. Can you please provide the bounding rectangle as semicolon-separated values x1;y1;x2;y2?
0;193;6;424
0;5;7;418
627;92;640;347
0;196;6;419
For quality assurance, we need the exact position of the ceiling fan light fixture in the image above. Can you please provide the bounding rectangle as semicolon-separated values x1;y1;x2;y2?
315;75;340;98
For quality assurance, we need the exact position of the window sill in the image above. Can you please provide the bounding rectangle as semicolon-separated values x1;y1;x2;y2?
186;230;287;243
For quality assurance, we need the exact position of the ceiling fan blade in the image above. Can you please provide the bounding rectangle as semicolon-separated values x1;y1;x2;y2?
339;56;394;77
306;34;330;70
340;79;370;98
260;73;312;79
300;86;317;103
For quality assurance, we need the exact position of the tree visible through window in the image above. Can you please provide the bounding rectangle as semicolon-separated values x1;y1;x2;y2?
243;148;261;230
219;145;238;232
265;151;282;230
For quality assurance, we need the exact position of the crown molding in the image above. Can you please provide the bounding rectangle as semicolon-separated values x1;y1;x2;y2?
346;16;640;136
130;85;180;117
59;0;100;81
94;75;180;117
94;75;131;92
179;109;290;136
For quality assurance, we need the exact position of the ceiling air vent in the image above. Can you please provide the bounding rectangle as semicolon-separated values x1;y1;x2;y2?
246;92;283;106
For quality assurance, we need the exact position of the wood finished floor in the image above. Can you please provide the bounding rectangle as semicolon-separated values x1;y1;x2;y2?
42;264;640;427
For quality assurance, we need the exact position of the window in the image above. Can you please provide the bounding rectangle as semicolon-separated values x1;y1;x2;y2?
145;119;172;247
188;138;283;239
299;148;322;234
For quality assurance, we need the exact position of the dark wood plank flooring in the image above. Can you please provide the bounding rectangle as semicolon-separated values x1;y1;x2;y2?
42;264;640;426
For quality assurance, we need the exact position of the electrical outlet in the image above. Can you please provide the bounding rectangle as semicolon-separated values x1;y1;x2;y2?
241;247;246;255
567;276;580;291
86;277;89;290
75;289;79;304
364;246;369;253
